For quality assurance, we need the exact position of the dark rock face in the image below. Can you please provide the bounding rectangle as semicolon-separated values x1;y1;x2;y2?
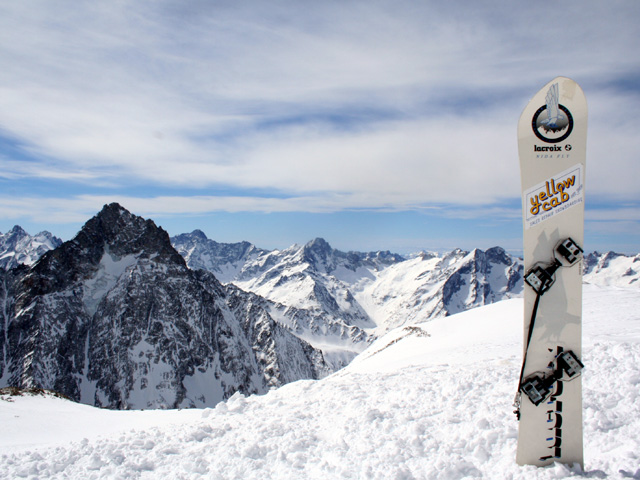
0;204;327;409
440;247;523;316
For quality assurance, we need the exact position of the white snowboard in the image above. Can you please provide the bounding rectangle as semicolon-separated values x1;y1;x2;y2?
516;77;587;468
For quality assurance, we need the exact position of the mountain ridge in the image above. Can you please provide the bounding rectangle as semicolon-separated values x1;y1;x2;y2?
0;225;62;270
0;204;328;409
2;206;638;409
172;230;525;366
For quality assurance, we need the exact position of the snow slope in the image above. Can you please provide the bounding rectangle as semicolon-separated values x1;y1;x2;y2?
1;284;639;479
350;248;522;332
583;251;640;287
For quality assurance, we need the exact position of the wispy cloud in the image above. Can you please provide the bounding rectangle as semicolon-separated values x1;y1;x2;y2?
0;193;439;224
0;1;639;251
587;206;640;223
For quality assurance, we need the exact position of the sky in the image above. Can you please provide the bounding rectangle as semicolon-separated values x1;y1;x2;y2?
0;1;639;255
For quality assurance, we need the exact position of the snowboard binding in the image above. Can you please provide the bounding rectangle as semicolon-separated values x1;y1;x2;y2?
520;350;584;406
555;238;583;266
515;238;584;418
524;264;557;295
523;238;583;295
521;374;552;406
556;349;584;378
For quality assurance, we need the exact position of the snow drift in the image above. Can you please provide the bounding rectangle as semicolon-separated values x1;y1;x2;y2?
1;284;638;479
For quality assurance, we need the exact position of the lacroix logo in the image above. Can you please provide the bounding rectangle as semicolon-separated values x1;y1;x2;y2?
524;164;584;229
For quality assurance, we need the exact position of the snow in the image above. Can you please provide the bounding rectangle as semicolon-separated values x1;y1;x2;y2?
180;364;225;409
351;253;451;329
584;253;640;287
1;284;639;479
82;250;139;315
349;298;522;374
125;339;177;409
237;272;318;311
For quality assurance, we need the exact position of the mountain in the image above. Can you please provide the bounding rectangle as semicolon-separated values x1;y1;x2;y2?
583;251;640;286
171;230;270;283
4;215;637;409
0;226;62;270
352;247;524;330
172;233;410;368
0;204;328;409
172;233;524;367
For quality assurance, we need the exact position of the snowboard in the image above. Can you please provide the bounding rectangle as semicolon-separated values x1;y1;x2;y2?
515;77;587;468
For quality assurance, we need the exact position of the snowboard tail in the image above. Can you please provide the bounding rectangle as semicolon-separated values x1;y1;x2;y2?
516;77;587;468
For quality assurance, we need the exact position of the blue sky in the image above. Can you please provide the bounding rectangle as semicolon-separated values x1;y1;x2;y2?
1;1;639;254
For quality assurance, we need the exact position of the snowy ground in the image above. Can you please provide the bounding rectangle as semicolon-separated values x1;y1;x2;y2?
1;284;639;479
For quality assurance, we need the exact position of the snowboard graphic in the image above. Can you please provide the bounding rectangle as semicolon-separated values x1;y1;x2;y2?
515;77;587;468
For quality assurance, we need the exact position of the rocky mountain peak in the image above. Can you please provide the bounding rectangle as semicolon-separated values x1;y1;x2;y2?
72;203;185;265
170;231;269;282
23;204;185;295
301;238;335;271
75;203;181;262
1;205;327;409
0;226;62;270
6;225;28;237
189;229;208;240
484;246;511;264
0;227;29;256
304;238;332;255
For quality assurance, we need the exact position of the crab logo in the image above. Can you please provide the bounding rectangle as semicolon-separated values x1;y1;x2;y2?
532;83;574;144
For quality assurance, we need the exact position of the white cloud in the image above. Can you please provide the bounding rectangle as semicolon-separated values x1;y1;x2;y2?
587;207;640;223
0;0;638;217
0;193;435;225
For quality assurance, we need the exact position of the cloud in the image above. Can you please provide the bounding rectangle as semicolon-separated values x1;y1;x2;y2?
587;206;640;223
0;193;437;225
584;89;640;199
0;0;639;219
3;192;636;228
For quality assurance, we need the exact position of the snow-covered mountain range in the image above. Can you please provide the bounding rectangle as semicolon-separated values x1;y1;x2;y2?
172;231;639;368
0;204;327;409
0;225;61;270
1;205;638;411
583;250;640;286
172;231;524;365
